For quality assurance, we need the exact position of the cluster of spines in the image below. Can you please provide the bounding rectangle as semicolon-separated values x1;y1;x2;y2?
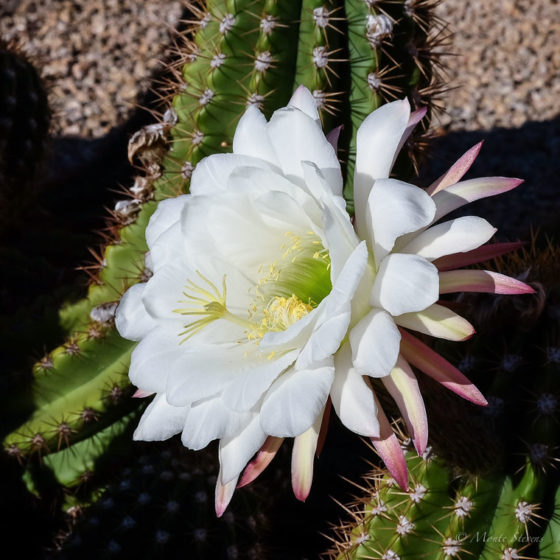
52;445;267;559
342;0;450;206
326;448;548;560
4;323;141;483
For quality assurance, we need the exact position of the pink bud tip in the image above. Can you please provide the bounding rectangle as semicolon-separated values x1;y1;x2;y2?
132;389;154;398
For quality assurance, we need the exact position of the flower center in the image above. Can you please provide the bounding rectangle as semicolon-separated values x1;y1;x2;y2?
246;295;313;341
173;231;331;344
255;230;332;306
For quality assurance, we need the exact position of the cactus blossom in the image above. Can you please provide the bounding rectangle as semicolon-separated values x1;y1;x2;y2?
116;86;532;515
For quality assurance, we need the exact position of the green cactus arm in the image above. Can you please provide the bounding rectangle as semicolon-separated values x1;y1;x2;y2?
4;328;137;456
22;411;138;491
329;450;550;560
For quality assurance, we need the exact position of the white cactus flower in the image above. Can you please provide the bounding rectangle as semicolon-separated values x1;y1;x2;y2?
116;86;532;514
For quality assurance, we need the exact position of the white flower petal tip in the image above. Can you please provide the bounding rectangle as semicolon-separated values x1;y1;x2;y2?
432;177;524;222
291;419;321;502
132;394;187;442
288;85;320;121
115;283;155;341
371;253;439;316
400;330;487;406
326;125;343;151
366;179;436;263
427;141;484;195
215;474;239;518
439;270;536;295
394;106;427;156
401;216;497;262
132;389;154;398
396;304;475;341
354;99;411;230
238;436;284;488
434;241;525;271
383;357;428;456
350;309;401;378
370;409;409;490
331;344;380;437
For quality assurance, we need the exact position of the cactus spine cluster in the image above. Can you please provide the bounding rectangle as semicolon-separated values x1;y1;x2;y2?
4;0;448;497
328;449;549;560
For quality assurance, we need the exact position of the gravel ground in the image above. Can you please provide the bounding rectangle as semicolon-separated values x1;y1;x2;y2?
429;0;560;238
434;0;560;131
0;0;183;137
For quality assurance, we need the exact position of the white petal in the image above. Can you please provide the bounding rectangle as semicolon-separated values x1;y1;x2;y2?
354;99;411;235
291;410;322;502
302;162;353;251
355;99;411;180
232;105;278;164
323;202;361;280
349;309;401;378
181;396;252;450
189;153;277;196
431;177;523;223
382;355;428;455
129;328;182;393
288;85;320;121
260;360;334;437
330;344;380;437
182;192;288;280
370;253;439;315
221;349;300;411
325;241;369;312
148;220;187;273
295;242;368;369
215;468;238;517
133;393;188;441
395;303;475;341
145;195;188;249
166;345;298;407
115;283;156;341
366;178;436;264
400;216;497;261
228;168;320;232
295;309;350;370
267;106;342;192
301;159;345;201
141;261;187;322
219;416;267;484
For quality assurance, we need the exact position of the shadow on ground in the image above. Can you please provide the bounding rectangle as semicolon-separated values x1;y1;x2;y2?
419;116;560;239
